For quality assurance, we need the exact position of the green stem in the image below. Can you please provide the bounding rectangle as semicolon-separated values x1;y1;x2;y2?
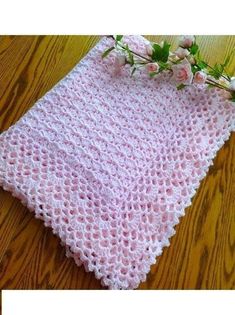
118;42;152;62
111;36;180;66
108;36;233;96
224;69;231;80
206;78;231;92
110;35;152;62
203;62;230;82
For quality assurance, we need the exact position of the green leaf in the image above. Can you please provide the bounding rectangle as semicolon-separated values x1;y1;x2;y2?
158;60;169;70
129;52;134;66
190;43;199;55
191;65;200;74
195;50;208;69
152;43;162;61
152;41;170;63
208;63;223;80
102;46;115;58
207;84;216;89
161;41;170;62
231;91;235;102
116;35;123;42
125;44;134;66
149;72;158;78
177;84;186;90
217;64;223;72
197;60;207;70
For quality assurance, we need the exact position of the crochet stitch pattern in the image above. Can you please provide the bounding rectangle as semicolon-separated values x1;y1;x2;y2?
0;36;235;289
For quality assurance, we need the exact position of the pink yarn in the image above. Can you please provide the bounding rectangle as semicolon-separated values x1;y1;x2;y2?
0;36;235;289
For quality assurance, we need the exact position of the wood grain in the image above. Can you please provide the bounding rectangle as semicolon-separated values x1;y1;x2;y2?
0;36;234;289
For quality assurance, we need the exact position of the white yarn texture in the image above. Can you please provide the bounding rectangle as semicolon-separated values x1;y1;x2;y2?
0;36;235;289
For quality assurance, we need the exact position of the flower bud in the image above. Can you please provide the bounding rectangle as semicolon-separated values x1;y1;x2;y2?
175;47;190;59
146;62;159;73
194;71;207;84
179;35;195;48
146;43;153;56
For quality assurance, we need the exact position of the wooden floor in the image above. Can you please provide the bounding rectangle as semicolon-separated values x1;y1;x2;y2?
0;36;235;289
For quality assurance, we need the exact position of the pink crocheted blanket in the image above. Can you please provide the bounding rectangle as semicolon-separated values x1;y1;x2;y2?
0;36;235;289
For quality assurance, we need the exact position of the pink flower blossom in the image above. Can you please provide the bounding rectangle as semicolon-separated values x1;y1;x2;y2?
172;59;193;85
175;47;190;59
194;71;207;84
146;62;159;73
146;43;153;56
179;35;195;48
